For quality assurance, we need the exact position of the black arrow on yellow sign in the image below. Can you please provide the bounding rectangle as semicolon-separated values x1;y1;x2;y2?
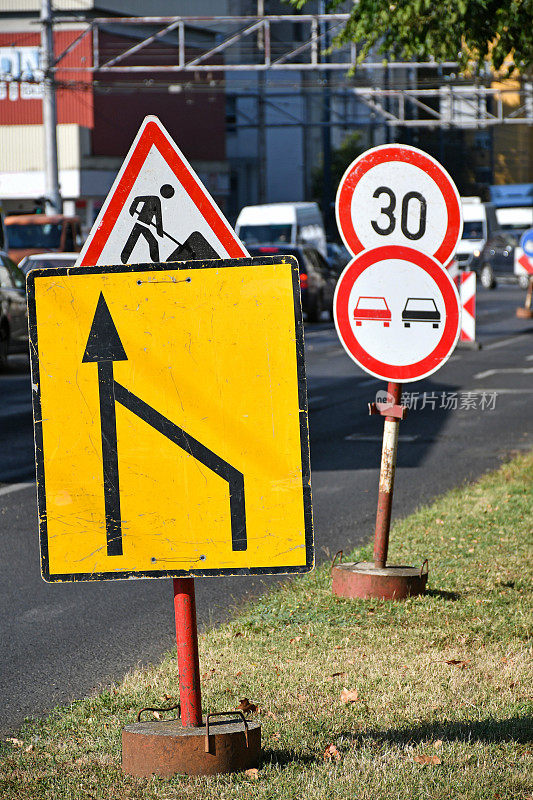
83;292;247;558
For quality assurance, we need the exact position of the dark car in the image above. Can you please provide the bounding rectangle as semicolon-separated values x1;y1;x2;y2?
246;244;338;322
326;242;351;274
0;251;27;368
471;229;529;290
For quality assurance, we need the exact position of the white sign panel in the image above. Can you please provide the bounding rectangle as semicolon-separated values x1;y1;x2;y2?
336;144;462;267
334;246;461;383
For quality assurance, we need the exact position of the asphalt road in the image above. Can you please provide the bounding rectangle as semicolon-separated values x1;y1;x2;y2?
1;283;532;736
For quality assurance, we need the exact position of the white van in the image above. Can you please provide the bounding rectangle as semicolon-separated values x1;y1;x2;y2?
235;202;327;257
455;197;489;267
495;206;533;230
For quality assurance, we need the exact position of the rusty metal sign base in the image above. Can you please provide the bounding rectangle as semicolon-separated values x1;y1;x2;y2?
122;717;261;777
516;307;533;319
332;561;428;600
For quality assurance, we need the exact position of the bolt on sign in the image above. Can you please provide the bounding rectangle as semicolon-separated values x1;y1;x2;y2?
28;257;313;582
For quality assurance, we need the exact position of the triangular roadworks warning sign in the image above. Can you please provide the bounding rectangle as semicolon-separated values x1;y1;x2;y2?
76;116;248;267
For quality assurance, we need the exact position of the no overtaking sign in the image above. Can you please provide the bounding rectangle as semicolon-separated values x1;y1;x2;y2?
334;245;461;383
334;145;462;383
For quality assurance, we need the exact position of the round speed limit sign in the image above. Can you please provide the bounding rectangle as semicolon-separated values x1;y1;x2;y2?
336;144;462;267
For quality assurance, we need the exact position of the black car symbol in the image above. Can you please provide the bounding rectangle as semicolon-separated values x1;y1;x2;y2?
402;298;441;328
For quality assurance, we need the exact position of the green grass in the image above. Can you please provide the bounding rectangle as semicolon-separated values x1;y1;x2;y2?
1;451;532;799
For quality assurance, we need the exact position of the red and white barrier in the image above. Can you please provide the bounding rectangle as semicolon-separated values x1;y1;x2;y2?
446;261;478;345
516;250;533;278
458;271;476;343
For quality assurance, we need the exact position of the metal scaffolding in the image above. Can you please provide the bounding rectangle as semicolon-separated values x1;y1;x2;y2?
43;14;533;128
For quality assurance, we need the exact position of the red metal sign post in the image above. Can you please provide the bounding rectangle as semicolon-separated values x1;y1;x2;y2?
331;144;463;600
373;381;402;570
173;577;203;727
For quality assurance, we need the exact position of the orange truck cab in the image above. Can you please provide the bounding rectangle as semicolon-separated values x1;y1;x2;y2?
5;214;82;264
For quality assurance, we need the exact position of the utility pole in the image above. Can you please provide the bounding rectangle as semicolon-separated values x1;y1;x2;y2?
320;1;332;238
257;0;267;203
40;0;62;214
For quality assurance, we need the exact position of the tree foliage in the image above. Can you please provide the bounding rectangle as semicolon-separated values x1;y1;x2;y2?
290;0;533;75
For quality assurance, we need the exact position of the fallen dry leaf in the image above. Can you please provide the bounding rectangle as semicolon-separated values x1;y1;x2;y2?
238;698;257;714
330;672;346;679
340;687;359;704
297;693;309;703
433;739;443;749
263;709;277;720
413;755;442;765
324;743;342;763
435;519;444;525
6;738;23;747
290;636;302;644
152;711;161;720
444;659;470;668
245;768;259;779
24;744;34;753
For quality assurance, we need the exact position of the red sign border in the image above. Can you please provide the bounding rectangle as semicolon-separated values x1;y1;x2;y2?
80;118;247;267
334;245;461;382
336;144;462;267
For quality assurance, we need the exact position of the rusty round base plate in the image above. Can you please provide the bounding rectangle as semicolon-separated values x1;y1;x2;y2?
516;307;533;319
332;561;428;600
122;717;261;777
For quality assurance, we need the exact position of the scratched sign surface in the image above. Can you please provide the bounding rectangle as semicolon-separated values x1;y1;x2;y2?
28;257;313;582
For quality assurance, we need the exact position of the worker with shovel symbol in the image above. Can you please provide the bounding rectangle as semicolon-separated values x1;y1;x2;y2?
121;183;174;264
121;183;220;264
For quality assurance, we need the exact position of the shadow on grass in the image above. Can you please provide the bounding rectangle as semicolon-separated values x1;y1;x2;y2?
346;715;532;746
260;748;316;768
425;589;461;601
256;716;531;772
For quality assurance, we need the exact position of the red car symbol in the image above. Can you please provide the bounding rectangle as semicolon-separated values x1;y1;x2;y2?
353;296;391;327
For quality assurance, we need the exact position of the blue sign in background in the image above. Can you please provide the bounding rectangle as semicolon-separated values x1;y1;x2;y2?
519;228;533;257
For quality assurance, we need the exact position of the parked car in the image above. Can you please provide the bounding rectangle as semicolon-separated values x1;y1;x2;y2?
236;203;327;257
0;251;27;368
470;229;530;289
246;244;337;322
5;214;82;264
18;252;79;276
326;241;351;273
455;197;494;268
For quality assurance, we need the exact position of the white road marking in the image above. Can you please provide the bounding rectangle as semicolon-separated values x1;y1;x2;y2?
474;368;533;379
0;482;34;497
484;333;532;350
345;433;419;442
462;388;533;394
359;378;381;387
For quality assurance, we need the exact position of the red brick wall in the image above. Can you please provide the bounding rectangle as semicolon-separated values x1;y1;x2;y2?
91;30;225;160
0;29;93;127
